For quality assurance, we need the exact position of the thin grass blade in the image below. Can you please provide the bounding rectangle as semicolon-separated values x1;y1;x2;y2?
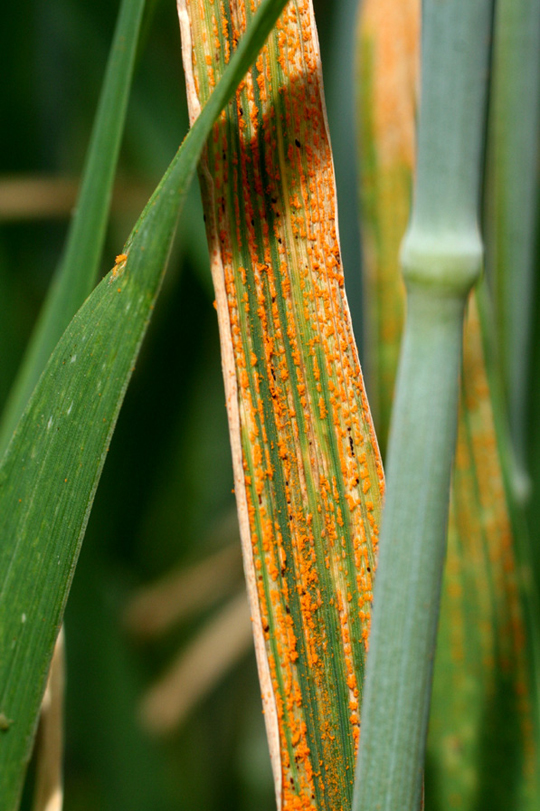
0;2;289;804
0;0;147;455
177;1;385;807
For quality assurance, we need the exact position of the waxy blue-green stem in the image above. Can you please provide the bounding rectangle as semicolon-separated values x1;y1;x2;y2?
353;1;493;808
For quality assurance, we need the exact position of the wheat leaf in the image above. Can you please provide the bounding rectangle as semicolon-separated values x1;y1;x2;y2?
178;1;385;808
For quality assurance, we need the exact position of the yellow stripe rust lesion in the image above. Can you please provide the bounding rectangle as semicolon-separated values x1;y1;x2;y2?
180;2;384;809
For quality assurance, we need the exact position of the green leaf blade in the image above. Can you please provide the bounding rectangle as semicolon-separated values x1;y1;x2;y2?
0;0;290;803
0;175;181;808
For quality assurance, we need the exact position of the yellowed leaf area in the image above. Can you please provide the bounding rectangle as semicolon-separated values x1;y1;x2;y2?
358;0;419;447
431;296;536;806
177;1;384;808
358;0;537;806
360;0;418;169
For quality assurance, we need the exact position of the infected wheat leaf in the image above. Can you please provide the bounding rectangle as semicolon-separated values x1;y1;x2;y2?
178;2;384;808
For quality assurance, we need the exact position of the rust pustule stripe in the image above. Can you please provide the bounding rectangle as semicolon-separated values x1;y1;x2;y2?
178;2;384;808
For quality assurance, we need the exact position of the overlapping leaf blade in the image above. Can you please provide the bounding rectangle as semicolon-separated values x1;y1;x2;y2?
0;1;290;804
